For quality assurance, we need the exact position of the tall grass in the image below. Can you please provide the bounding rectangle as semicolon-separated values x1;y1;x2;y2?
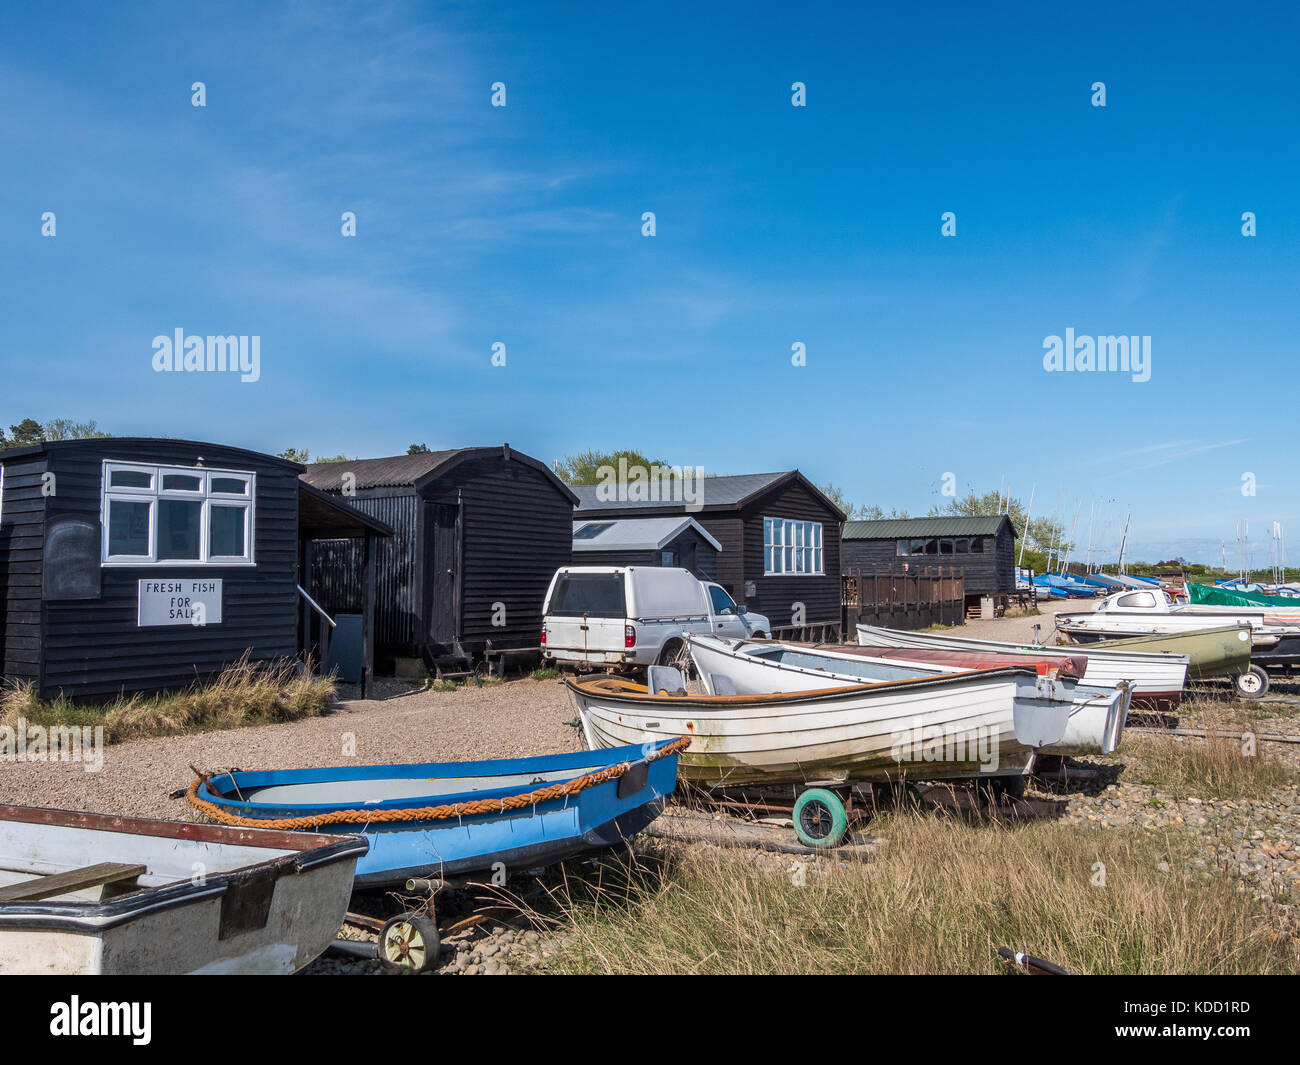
0;654;334;744
527;812;1299;975
1114;731;1296;800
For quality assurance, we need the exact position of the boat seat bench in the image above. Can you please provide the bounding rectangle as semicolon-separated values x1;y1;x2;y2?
0;862;148;903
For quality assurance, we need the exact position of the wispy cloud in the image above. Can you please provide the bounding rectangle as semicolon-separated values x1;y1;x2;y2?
1091;438;1248;474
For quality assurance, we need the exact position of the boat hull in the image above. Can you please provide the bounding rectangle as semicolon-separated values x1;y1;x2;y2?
1052;624;1251;680
857;623;1187;711
570;662;1072;787
195;743;680;889
0;806;365;975
693;636;1129;757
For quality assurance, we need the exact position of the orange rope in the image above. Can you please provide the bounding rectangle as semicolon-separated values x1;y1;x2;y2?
185;737;691;830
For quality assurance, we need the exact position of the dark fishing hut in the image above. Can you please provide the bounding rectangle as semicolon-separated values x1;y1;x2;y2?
0;438;390;701
841;515;1018;611
572;471;845;638
301;445;578;676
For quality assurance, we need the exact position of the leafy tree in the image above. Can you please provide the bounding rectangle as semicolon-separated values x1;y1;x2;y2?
815;483;909;521
6;419;48;447
555;448;673;485
855;502;912;521
1;417;110;449
278;447;311;463
407;443;431;454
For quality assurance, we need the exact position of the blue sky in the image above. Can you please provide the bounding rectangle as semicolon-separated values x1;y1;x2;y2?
2;1;1297;566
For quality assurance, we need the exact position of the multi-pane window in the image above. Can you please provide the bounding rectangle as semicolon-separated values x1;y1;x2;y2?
102;462;254;565
894;535;987;557
764;517;824;575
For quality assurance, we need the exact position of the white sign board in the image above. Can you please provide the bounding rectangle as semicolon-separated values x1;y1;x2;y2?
137;579;223;627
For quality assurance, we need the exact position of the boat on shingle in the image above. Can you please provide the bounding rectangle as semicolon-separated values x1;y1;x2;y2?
686;634;1130;757
189;740;685;889
567;655;1073;788
0;804;366;975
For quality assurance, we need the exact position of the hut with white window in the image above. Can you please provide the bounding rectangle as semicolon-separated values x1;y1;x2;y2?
572;471;844;638
0;438;389;700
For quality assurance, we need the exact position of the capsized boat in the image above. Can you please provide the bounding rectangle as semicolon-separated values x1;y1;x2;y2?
190;741;684;889
567;658;1073;788
0;804;366;975
857;622;1191;709
688;635;1129;756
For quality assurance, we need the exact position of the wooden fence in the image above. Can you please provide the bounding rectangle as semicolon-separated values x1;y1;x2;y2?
841;565;966;634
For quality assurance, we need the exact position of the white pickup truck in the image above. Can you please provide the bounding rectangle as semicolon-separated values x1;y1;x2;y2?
541;565;771;672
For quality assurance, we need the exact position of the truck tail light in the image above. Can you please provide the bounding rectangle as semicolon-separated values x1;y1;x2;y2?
540;627;547;646
624;624;636;648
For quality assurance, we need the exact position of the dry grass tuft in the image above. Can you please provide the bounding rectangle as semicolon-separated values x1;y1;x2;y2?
0;653;334;744
1115;730;1296;801
527;811;1299;975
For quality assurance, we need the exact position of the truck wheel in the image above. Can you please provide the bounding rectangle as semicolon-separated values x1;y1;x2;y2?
658;640;696;680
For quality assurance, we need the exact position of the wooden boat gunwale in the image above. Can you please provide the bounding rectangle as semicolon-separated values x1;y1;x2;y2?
569;662;1047;711
0;803;366;933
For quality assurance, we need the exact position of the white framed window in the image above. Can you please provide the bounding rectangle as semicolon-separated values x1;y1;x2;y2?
101;461;255;566
763;517;823;575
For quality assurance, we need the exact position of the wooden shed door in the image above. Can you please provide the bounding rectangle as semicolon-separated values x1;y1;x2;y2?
425;502;461;649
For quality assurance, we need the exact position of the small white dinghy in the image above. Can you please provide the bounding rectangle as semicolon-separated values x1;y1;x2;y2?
569;653;1073;788
856;623;1188;712
689;635;1132;757
0;804;366;975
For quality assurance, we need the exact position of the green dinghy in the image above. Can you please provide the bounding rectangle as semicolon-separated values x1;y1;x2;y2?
1060;622;1252;680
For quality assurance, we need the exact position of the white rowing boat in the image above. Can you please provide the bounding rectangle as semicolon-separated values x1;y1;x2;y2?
0;805;365;975
856;622;1188;711
688;635;1130;756
567;654;1073;787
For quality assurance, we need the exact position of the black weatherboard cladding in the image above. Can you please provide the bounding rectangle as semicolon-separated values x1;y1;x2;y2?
840;516;1018;598
306;448;575;659
0;439;301;700
0;452;47;686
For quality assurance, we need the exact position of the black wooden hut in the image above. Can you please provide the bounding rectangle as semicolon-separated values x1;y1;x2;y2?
572;471;845;637
571;517;720;580
0;438;390;700
840;516;1018;606
301;445;578;674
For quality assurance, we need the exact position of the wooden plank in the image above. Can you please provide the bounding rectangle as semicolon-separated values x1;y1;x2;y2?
0;862;147;902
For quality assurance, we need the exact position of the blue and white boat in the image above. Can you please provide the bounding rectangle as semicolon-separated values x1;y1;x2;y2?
191;741;683;889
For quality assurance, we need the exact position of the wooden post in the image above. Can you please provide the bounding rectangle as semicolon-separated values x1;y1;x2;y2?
300;539;313;667
361;532;376;699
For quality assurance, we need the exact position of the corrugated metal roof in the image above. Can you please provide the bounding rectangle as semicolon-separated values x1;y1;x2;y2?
842;515;1017;539
572;517;723;552
573;471;797;512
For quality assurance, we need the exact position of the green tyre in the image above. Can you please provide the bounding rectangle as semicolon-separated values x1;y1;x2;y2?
793;787;849;848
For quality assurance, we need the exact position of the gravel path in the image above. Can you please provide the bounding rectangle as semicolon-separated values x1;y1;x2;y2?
0;677;581;820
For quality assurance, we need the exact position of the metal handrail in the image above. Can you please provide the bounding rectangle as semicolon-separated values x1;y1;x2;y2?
297;584;336;628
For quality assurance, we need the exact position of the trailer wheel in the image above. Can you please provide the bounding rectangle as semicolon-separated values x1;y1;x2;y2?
1234;665;1270;699
793;788;849;848
379;913;441;973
